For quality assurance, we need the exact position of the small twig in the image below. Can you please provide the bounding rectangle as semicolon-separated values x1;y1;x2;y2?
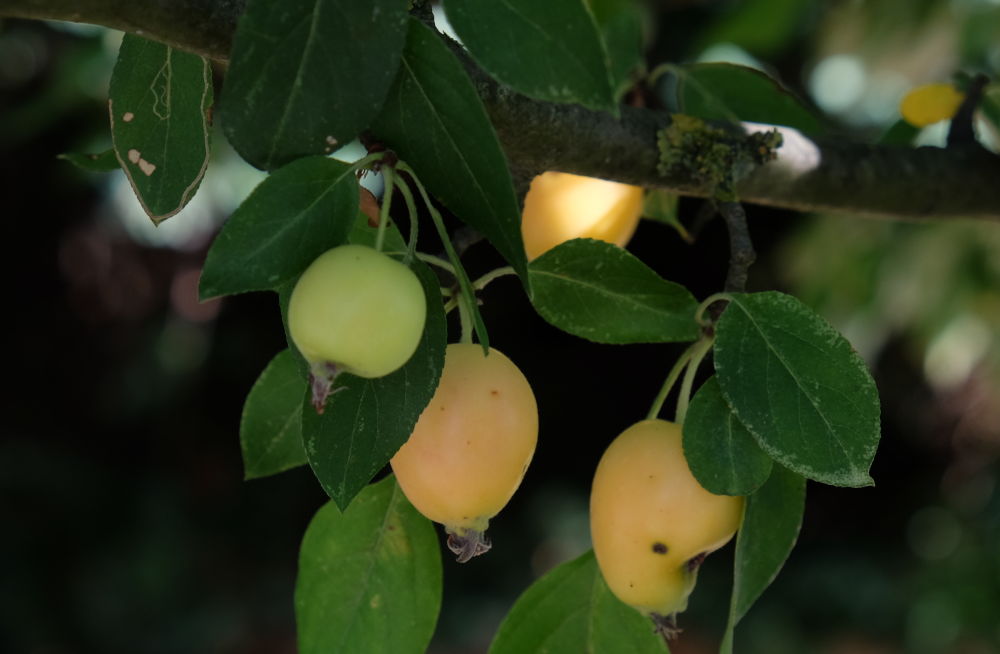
948;74;989;147
718;201;755;294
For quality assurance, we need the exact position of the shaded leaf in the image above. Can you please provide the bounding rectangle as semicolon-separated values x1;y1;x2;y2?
220;0;409;170
676;63;824;134
720;465;805;654
444;0;616;112
683;376;773;496
296;476;442;654
371;18;529;284
587;0;645;98
713;291;880;487
300;255;447;509
529;239;698;344
199;156;359;299
58;149;119;173
489;550;668;654
240;350;307;479
109;34;212;223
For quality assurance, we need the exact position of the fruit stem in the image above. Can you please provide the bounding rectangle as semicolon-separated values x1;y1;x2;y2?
375;166;394;253
446;528;492;563
391;172;420;265
649;612;682;643
396;161;490;352
646;341;699;420
675;335;714;425
695;292;733;327
457;293;474;344
472;266;516;292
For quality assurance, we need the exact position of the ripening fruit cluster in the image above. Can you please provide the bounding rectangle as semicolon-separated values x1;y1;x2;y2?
286;177;741;637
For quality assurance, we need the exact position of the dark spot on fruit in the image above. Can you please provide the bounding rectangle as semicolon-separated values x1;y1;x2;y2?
490;389;499;396
466;440;471;445
652;542;668;554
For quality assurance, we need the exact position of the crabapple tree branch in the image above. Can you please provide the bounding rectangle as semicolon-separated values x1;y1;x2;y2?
5;0;1000;220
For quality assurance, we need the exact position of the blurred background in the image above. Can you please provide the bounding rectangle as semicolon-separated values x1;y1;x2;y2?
1;0;999;652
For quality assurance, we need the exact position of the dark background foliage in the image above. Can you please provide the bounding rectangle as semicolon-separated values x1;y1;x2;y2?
2;1;999;652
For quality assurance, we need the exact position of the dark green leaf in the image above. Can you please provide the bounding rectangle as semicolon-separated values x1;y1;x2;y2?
301;255;446;509
720;465;805;654
296;476;442;654
587;0;645;98
683;376;773;496
694;0;810;57
220;0;409;170
240;349;308;479
714;291;880;487
489;550;669;654
58;149;119;172
109;34;212;223
371;18;529;284
676;63;824;134
878;118;919;145
444;0;616;112
199;157;359;299
528;239;699;344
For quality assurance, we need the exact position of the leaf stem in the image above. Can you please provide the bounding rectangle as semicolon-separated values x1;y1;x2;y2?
646;342;699;421
674;335;714;425
696;292;734;327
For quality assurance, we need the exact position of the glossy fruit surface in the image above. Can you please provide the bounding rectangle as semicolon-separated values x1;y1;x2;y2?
390;343;538;561
900;83;964;127
521;171;644;260
590;419;744;618
288;244;426;379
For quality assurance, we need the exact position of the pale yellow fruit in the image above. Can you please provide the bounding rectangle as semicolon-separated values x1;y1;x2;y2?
900;83;964;127
288;244;426;379
391;343;538;562
590;419;744;618
521;172;644;261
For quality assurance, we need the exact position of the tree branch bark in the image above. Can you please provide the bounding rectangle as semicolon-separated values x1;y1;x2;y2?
5;0;1000;220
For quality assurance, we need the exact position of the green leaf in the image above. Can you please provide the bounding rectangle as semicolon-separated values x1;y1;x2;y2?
642;189;690;241
296;476;442;654
720;465;805;654
300;256;447;509
683;376;773;496
371;18;529;284
109;34;212;223
444;0;616;113
528;239;699;344
240;350;308;480
694;0;810;57
878;118;919;145
199;157;359;299
220;0;409;170
587;0;645;98
713;291;880;487
676;63;824;134
489;550;669;654
58;149;120;173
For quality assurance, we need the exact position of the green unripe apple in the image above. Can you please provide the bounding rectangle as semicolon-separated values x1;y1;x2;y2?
288;244;426;409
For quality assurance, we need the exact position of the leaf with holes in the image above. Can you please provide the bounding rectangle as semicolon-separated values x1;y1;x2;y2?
296;476;442;654
713;291;880;487
109;34;212;223
528;239;698;343
240;349;307;479
220;0;409;170
489;550;668;654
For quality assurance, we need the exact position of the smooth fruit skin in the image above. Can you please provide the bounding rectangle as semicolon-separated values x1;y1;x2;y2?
900;83;964;127
288;244;426;379
590;419;744;619
521;171;644;261
390;343;538;561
